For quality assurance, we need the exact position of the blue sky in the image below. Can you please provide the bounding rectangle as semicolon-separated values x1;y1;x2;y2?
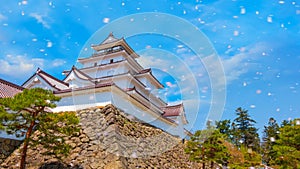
0;0;299;134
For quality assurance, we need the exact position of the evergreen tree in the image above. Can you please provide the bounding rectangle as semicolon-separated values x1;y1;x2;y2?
273;118;300;169
185;127;230;168
0;88;79;169
262;117;280;166
223;137;262;168
216;119;231;139
223;141;245;169
281;119;292;127
232;107;260;151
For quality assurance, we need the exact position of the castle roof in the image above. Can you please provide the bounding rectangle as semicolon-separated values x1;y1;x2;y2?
53;81;114;94
22;68;69;91
63;66;93;82
0;78;24;98
162;104;184;117
135;68;164;89
100;32;120;44
85;33;139;59
162;103;188;124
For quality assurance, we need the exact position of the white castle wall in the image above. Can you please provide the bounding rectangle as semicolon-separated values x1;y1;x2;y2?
110;91;185;138
53;88;186;138
53;91;111;112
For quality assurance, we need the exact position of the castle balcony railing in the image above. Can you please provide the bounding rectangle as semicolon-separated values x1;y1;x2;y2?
92;46;125;57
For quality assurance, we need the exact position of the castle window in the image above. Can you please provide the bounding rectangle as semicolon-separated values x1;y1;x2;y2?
94;62;97;66
110;59;113;63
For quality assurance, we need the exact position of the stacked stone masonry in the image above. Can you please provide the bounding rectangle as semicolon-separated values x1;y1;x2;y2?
1;104;200;169
0;138;22;164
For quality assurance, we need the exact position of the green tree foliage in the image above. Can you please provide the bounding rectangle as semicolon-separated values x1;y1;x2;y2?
223;141;244;169
32;111;79;158
272;118;300;169
232;107;260;151
262;117;280;166
222;138;262;168
241;146;262;167
215;108;262;168
202;108;300;168
215;119;231;139
185;127;230;169
0;88;79;169
281;119;292;127
217;108;260;150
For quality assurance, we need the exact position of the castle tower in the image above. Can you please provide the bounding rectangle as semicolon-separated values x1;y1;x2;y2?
22;33;188;138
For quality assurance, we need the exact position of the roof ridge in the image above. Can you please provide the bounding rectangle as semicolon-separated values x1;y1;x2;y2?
73;66;94;80
38;69;69;86
0;78;24;90
97;32;121;45
138;68;151;74
63;66;93;82
162;103;183;108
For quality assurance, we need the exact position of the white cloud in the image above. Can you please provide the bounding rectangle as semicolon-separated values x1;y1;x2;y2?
31;58;45;67
221;53;248;83
0;14;7;21
0;55;44;78
137;42;264;92
47;41;53;48
165;81;176;88
29;13;50;29
201;42;270;87
103;17;110;23
138;50;226;130
138;50;201;102
136;42;268;123
176;47;189;54
202;53;245;87
136;43;268;124
52;59;66;67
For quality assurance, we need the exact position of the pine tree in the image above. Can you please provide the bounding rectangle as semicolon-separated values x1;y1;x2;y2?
216;119;231;139
0;88;79;169
232;107;260;151
185;125;230;168
262;117;280;166
281;119;292;127
222;142;242;168
273;118;300;169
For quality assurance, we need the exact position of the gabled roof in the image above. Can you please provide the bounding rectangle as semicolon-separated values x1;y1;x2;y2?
0;78;24;98
162;104;184;117
89;33;139;58
63;66;94;82
138;68;151;74
22;68;69;91
135;68;164;89
100;32;120;44
162;103;188;124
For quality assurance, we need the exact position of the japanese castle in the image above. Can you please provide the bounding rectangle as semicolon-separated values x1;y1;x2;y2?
21;33;188;138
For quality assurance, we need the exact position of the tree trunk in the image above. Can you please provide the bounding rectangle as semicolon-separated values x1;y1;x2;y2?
210;161;214;169
20;120;35;169
202;162;205;169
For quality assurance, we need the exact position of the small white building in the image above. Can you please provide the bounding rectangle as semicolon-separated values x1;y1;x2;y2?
22;33;189;138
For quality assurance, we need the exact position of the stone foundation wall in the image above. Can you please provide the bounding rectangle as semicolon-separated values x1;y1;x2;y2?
0;137;22;164
1;105;200;169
